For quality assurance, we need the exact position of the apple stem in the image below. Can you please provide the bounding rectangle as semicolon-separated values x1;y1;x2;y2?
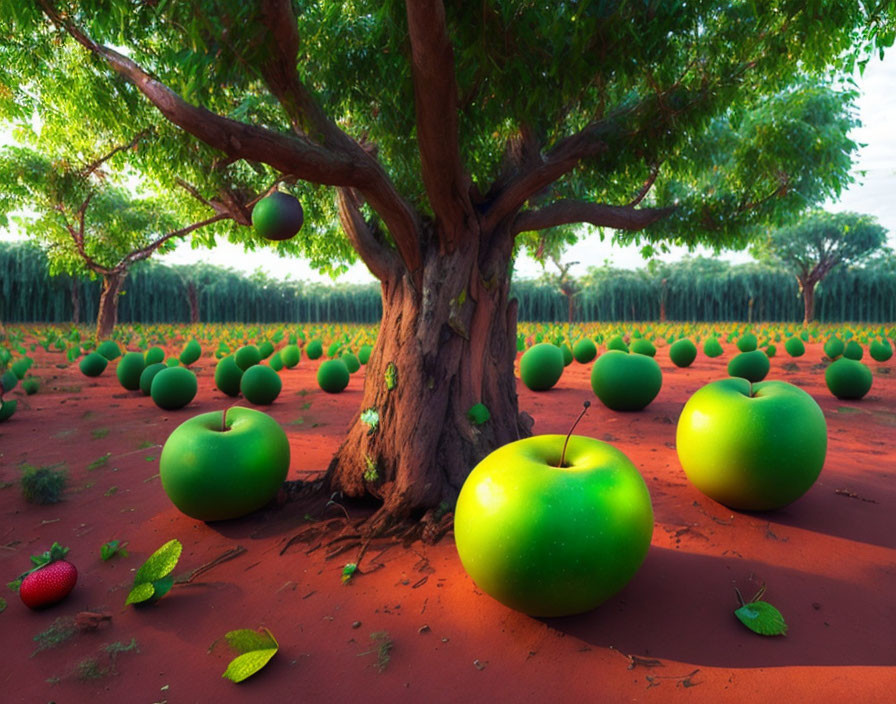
558;400;590;468
222;405;238;432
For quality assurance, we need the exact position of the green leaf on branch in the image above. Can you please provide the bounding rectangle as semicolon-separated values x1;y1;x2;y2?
125;539;181;605
218;627;279;683
734;586;788;636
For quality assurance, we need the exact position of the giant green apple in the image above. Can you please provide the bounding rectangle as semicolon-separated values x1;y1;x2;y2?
454;435;653;617
676;378;827;511
159;407;290;521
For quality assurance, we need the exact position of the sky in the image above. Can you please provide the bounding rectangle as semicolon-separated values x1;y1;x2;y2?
4;51;895;285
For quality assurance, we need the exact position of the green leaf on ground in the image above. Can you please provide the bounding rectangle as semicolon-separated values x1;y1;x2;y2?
126;539;181;605
100;540;128;561
220;628;279;683
342;562;358;584
734;591;788;637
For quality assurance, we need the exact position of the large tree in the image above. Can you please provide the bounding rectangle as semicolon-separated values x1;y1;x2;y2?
752;210;889;325
6;1;893;531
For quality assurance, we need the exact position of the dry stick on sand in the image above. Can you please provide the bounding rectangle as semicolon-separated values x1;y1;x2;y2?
175;546;247;584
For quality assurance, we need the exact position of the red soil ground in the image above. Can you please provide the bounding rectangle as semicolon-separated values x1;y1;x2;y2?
0;340;894;703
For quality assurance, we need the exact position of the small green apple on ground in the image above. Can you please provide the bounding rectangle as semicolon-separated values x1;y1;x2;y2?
519;343;565;391
455;420;653;617
727;349;770;382
317;359;350;393
159;406;290;521
590;350;662;411
825;358;873;400
676;378;827;511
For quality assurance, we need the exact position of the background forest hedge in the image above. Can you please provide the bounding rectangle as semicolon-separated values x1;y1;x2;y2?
2;241;894;324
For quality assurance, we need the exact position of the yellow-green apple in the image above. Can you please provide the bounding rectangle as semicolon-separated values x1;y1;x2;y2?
676;378;826;511
454;434;653;617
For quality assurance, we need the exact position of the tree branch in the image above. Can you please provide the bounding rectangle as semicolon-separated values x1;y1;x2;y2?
39;0;423;280
257;0;355;150
336;188;400;282
405;0;473;249
81;130;151;179
58;196;114;276
253;0;423;277
483;118;622;231
175;178;216;211
511;200;676;237
37;1;350;181
122;213;230;267
627;163;662;207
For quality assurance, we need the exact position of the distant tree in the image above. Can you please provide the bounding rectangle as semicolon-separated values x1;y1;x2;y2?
752;211;888;325
5;1;892;532
171;263;224;325
528;229;582;325
0;141;252;338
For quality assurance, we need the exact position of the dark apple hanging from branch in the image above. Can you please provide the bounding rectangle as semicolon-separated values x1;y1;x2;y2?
251;191;304;241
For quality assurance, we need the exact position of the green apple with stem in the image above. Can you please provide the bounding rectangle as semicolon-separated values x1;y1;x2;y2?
159;406;290;521
676;378;826;511
455;402;654;617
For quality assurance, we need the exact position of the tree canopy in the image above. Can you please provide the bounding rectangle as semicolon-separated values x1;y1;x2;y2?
0;142;184;279
2;1;890;270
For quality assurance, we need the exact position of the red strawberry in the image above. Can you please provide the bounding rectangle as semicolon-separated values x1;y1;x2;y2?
19;560;78;609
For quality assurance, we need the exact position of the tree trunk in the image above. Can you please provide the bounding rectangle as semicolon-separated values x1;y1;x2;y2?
71;281;80;325
566;293;576;325
96;270;126;339
324;229;532;533
801;278;816;327
186;281;200;324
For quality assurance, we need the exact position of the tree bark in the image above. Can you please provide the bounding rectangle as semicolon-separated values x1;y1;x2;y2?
96;270;126;339
566;293;576;326
324;226;532;533
800;277;816;327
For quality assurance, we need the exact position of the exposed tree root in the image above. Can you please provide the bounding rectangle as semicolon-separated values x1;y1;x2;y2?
277;477;455;548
